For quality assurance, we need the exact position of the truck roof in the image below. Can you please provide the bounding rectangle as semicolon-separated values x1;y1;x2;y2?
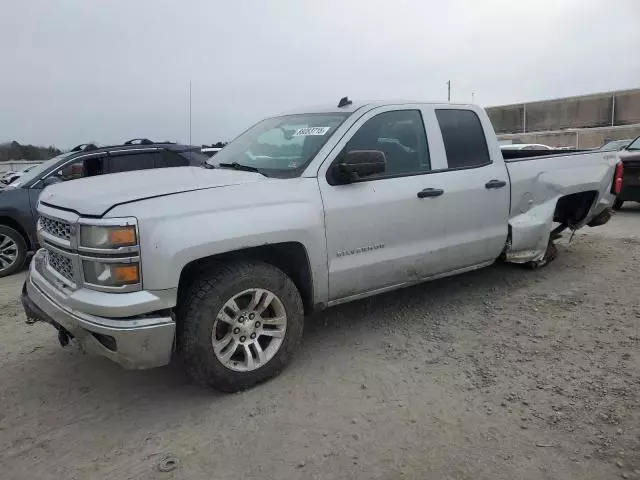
281;100;475;116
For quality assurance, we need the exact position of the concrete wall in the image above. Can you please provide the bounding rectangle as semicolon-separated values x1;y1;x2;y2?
614;89;640;125
487;104;524;134
497;123;640;149
487;88;640;134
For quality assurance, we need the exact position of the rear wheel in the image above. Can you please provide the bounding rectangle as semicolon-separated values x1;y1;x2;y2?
613;198;624;210
178;260;304;392
0;226;26;278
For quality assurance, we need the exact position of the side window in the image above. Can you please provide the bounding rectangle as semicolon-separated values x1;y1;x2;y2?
435;109;491;169
108;153;157;173
344;110;430;178
156;150;189;168
54;157;105;181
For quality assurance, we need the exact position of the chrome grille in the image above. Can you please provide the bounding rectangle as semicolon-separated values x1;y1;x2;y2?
46;248;74;281
40;216;71;241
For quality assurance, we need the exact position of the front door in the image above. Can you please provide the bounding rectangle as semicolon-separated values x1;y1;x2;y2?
318;107;445;301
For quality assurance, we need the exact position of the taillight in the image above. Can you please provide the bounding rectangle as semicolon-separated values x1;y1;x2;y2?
613;161;624;195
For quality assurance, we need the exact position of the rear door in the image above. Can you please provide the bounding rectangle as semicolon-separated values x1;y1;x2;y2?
156;150;190;168
106;150;158;174
427;108;510;270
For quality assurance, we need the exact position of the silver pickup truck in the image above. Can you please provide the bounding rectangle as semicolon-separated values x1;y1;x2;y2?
22;100;621;391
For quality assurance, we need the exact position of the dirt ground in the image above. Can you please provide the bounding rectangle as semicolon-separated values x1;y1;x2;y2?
1;207;639;480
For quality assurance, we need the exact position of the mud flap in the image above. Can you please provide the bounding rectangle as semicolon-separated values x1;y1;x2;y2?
21;280;74;346
587;208;612;227
21;281;51;325
525;240;558;269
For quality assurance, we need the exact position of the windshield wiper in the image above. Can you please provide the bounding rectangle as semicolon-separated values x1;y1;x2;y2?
218;162;263;174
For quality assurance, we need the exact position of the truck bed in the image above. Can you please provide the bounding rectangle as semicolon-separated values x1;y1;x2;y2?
503;149;618;263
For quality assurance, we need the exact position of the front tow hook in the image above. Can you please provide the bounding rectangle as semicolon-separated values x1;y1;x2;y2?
57;327;71;347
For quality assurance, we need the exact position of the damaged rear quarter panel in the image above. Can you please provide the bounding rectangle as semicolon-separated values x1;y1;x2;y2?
506;154;616;263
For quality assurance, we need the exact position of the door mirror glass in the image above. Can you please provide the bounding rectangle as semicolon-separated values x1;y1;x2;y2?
334;150;386;183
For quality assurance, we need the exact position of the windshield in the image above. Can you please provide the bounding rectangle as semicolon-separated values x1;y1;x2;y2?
207;113;349;177
602;140;630;150
627;137;640;151
13;152;74;187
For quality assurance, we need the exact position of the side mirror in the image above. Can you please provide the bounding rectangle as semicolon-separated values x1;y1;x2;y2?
333;150;386;184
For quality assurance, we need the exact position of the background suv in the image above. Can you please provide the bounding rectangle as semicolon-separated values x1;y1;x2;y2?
0;139;208;277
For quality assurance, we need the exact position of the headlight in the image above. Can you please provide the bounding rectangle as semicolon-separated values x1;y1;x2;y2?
80;225;137;249
83;260;140;287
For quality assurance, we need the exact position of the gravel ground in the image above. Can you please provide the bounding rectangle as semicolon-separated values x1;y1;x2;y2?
1;206;639;480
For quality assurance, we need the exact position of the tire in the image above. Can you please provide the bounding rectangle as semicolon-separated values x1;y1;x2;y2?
177;260;304;392
525;239;558;269
612;198;624;210
0;225;27;278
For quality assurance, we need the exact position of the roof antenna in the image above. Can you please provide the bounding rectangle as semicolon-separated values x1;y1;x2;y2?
338;96;352;108
189;80;192;162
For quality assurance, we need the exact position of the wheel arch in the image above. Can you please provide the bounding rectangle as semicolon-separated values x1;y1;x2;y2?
552;190;599;227
0;215;32;250
506;190;599;264
177;242;315;315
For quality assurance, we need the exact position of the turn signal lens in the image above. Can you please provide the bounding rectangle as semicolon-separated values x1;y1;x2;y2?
112;264;139;283
83;261;140;287
109;228;136;245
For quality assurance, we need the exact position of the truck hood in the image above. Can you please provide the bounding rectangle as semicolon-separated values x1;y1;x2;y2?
39;167;267;217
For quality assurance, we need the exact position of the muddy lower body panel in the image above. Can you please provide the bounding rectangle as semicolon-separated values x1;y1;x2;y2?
22;271;175;370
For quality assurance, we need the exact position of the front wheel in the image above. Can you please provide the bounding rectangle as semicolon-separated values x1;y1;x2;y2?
0;226;26;278
178;260;304;392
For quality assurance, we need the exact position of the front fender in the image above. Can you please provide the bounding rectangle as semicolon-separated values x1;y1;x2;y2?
108;179;328;304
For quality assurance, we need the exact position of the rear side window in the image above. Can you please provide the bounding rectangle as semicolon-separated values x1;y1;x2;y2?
108;152;157;173
156;150;189;168
179;150;209;165
435;109;491;169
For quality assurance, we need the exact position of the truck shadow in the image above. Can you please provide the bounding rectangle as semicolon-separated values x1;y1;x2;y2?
303;260;527;344
617;202;640;213
2;255;565;452
11;258;539;392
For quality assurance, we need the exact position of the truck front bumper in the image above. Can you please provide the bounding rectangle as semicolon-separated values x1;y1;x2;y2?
22;259;175;370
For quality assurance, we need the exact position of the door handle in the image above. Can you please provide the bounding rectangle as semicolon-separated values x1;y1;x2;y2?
417;188;444;198
485;179;507;189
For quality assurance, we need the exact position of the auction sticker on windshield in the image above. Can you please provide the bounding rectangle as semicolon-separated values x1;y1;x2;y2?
293;127;330;136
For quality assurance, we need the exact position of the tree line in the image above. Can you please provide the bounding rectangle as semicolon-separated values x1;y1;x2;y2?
0;141;62;162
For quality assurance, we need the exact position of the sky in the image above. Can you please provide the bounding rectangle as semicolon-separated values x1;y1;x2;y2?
1;0;639;148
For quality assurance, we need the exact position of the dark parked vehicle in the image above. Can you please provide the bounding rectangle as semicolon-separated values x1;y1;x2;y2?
613;136;640;210
0;139;208;277
0;165;38;186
